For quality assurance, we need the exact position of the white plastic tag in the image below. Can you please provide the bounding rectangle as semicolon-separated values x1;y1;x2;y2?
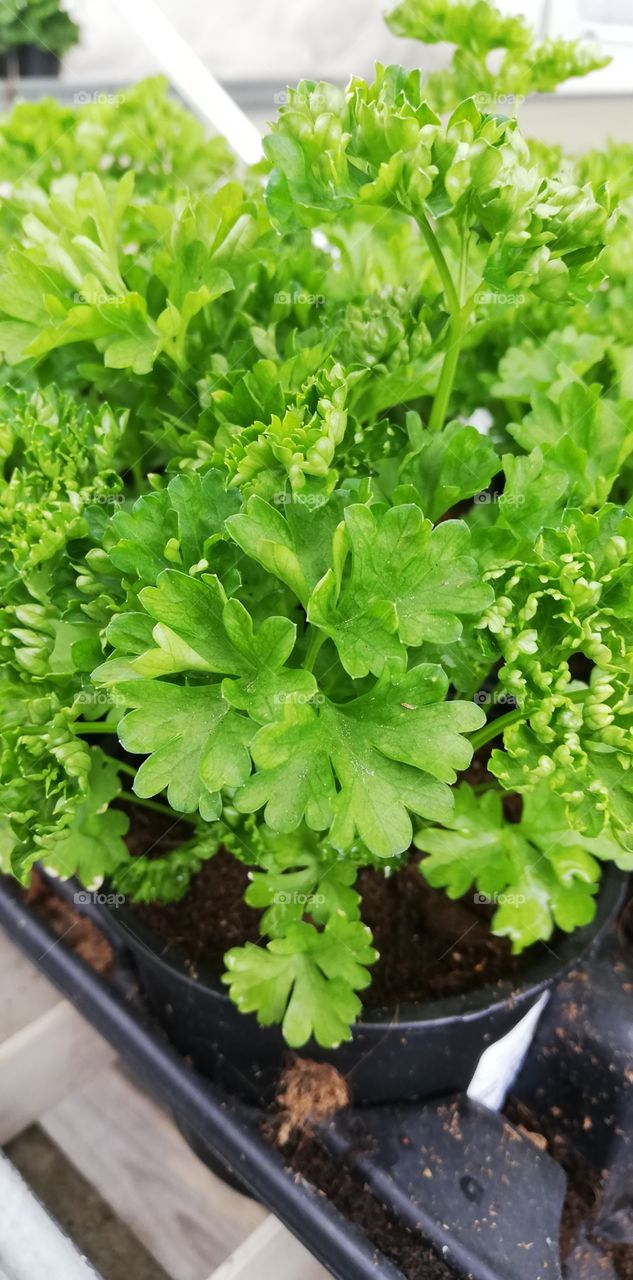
467;991;550;1111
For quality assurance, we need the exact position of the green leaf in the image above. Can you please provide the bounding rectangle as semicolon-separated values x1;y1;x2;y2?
415;781;602;951
308;505;493;677
264;65;440;229
224;362;350;499
397;417;499;521
385;0;608;113
509;383;633;509
112;830;220;903
236;665;484;856
223;916;377;1048
109;470;241;587
117;680;253;820
492;327;607;402
134;571;246;676
386;0;531;55
226;491;349;607
242;826;360;936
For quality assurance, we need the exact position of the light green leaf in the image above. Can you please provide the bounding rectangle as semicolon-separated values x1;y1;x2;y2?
223;916;377;1048
117;680;252;819
237;665;484;856
308;505;493;677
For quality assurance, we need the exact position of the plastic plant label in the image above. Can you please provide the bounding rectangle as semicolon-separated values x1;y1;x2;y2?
467;991;550;1111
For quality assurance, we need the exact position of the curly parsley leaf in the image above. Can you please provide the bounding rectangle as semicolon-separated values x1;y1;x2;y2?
20;749;129;887
509;383;633;509
111;829;220;903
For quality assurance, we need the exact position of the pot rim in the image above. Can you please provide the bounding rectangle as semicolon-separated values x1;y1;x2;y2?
104;862;625;1031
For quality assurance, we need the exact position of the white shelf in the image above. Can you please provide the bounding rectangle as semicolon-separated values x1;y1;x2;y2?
0;929;331;1279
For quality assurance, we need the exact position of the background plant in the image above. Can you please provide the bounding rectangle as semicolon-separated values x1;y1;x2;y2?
0;0;79;57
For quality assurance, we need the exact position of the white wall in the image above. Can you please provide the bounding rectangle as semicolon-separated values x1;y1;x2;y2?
61;0;547;84
58;0;633;150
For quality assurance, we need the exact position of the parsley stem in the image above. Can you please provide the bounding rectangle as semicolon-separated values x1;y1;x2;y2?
418;212;459;312
117;792;178;819
72;723;119;734
305;628;326;672
470;707;525;750
428;307;468;433
471;687;589;751
427;224;471;433
115;760;137;779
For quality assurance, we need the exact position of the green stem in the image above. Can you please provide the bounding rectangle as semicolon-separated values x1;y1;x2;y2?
117;792;180;820
130;459;144;495
471;686;589;752
72;723;119;735
426;223;471;434
305;629;326;673
470;707;526;751
114;760;137;779
418;213;460;313
428;307;469;433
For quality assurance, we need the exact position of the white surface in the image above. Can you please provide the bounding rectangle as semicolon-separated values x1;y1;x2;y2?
61;0;546;84
42;1064;265;1279
467;991;550;1111
0;933;115;1144
0;1152;100;1280
0;1001;116;1144
109;0;262;161
0;932;59;1043
209;1215;330;1280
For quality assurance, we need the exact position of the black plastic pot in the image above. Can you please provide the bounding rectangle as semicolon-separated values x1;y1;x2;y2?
18;45;60;76
100;865;625;1105
0;45;60;77
0;873;631;1280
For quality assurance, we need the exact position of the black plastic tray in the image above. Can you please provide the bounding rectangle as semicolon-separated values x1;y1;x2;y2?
0;875;631;1280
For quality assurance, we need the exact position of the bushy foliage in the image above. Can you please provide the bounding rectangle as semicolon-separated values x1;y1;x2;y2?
0;13;630;1047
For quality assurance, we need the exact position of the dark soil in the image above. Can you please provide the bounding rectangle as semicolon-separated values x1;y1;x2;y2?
133;848;261;970
127;808;533;1006
122;803;195;860
505;1099;633;1279
25;870;114;974
356;860;527;1007
284;1131;459;1280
